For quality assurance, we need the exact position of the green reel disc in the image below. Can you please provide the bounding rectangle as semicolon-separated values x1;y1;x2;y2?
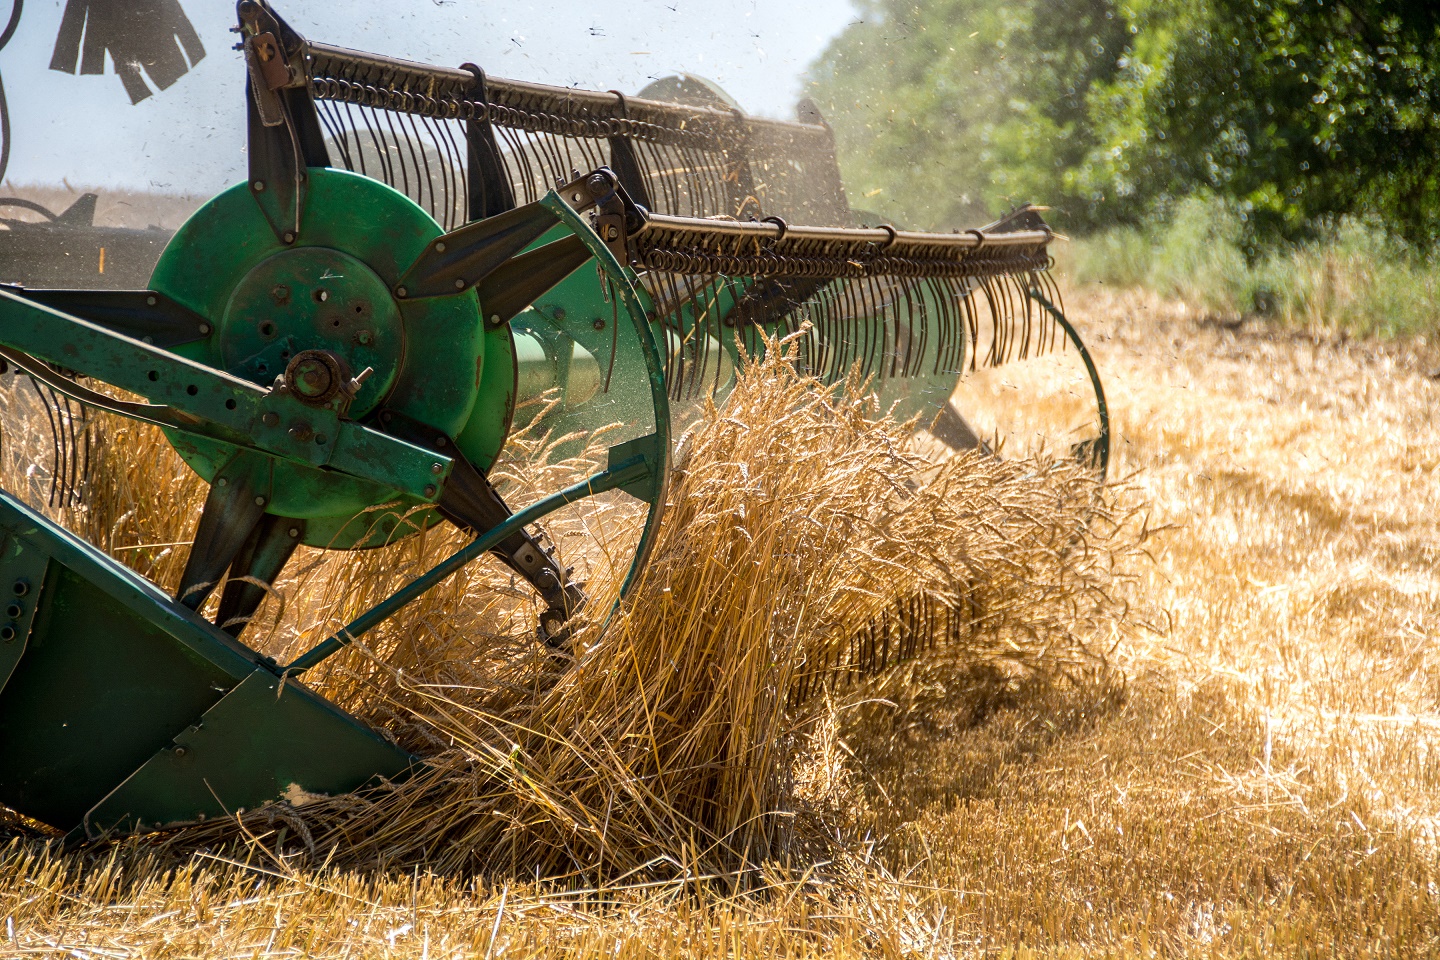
148;169;516;549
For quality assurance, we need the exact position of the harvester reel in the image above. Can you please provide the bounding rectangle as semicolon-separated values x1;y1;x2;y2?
0;0;1108;842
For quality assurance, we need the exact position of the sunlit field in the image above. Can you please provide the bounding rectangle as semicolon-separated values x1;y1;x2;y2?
1;277;1438;957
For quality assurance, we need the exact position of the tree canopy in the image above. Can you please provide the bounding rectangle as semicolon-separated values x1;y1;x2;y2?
807;0;1440;246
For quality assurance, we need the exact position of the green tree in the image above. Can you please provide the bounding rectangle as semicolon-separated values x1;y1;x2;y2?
810;0;1440;246
807;0;1128;231
1083;0;1440;246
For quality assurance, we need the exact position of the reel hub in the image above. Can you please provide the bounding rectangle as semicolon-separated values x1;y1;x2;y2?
219;247;401;418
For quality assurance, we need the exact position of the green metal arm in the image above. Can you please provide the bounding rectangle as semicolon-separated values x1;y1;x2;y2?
0;287;451;501
283;445;656;675
1027;288;1111;479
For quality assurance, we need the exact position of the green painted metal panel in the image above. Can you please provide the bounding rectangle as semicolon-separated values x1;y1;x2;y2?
80;669;415;838
0;533;49;697
0;488;418;835
0;492;267;830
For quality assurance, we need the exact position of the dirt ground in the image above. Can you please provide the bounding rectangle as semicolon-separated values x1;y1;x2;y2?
1;279;1438;956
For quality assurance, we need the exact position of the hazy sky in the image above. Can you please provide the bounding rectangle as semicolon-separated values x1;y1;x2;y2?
2;0;858;193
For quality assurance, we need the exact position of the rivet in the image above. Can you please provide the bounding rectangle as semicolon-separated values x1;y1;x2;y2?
255;496;267;506
395;286;408;298
146;295;158;306
593;318;606;330
434;436;447;448
174;746;188;757
423;484;437;498
282;231;296;244
253;180;266;192
454;278;466;290
262;412;280;426
435;241;446;252
198;322;212;335
216;477;229;487
288;527;300;538
431;462;444;475
489;314;501;325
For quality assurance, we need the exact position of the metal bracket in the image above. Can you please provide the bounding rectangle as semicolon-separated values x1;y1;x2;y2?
554;168;648;266
238;2;292;127
237;0;331;244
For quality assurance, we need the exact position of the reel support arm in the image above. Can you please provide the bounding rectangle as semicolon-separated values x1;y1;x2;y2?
1027;287;1110;476
284;441;658;675
0;287;453;501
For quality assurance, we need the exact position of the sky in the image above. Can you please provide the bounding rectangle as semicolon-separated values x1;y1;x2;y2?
1;0;858;193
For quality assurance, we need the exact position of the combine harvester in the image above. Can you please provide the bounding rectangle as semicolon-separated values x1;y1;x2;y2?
0;1;1107;841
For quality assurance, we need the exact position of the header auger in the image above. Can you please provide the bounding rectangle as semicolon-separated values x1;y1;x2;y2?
0;0;1106;841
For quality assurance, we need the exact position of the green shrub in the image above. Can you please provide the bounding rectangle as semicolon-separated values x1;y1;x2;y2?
1067;198;1440;338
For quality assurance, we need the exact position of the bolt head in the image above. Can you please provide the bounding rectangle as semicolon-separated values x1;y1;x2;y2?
431;462;444;475
262;412;280;427
423;484;437;498
593;318;606;330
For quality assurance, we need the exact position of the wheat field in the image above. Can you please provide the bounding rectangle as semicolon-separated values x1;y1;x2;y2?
0;280;1437;957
